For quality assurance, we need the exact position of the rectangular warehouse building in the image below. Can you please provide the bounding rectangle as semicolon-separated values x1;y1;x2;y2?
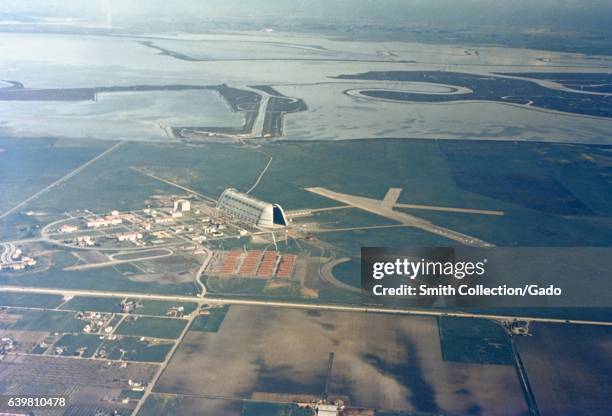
217;188;287;228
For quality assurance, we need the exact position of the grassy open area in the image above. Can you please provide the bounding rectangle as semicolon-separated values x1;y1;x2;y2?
97;336;173;362
125;299;198;317
59;296;122;313
51;333;103;358
438;317;513;365
0;309;85;332
116;316;187;339
0;292;63;309
190;306;230;332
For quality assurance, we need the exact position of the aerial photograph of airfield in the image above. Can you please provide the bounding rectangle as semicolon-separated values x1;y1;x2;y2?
0;2;612;415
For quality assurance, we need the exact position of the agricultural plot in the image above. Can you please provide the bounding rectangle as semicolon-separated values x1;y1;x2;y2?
115;316;187;339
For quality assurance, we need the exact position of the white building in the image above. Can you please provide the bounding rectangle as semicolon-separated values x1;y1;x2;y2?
86;215;122;228
217;188;287;228
116;232;143;242
316;404;339;416
174;199;191;212
58;224;78;233
75;235;95;246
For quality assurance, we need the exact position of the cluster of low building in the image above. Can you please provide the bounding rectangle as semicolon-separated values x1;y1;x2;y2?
75;311;114;334
74;235;96;246
0;336;16;360
121;299;188;318
504;319;532;336
50;193;277;253
120;299;141;313
116;231;143;243
128;379;146;392
165;306;186;318
0;244;36;272
145;198;192;224
86;211;124;228
58;223;79;233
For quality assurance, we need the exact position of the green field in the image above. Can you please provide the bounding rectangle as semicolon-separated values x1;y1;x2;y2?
97;336;173;362
116;316;187;339
438;317;513;365
205;277;268;297
138;394;244;415
242;402;314;416
59;296;122;313
0;309;85;332
375;411;442;416
120;389;145;400
0;292;63;308
0;137;111;241
125;299;198;317
0;251;196;297
190;306;230;332
138;395;184;416
51;333;103;358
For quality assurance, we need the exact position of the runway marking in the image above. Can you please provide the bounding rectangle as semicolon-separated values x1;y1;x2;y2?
305;187;494;247
394;203;504;216
382;188;402;208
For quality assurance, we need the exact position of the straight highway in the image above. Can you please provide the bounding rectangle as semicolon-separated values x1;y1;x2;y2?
1;285;611;328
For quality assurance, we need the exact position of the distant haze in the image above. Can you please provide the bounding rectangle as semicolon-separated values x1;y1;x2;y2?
1;0;611;33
